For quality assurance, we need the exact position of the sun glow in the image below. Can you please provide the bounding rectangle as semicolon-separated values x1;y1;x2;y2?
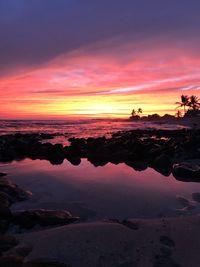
0;47;200;119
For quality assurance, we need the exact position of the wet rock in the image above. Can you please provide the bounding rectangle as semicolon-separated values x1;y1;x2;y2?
176;205;196;213
47;144;65;165
117;261;136;267
0;172;7;177
0;256;24;267
0;192;12;207
160;246;173;257
87;156;108;167
4;244;32;258
0;191;12;221
172;162;200;181
1;130;200;175
160;236;176;247
121;220;140;230
12;209;79;229
176;196;190;207
153;254;181;267
153;154;172;170
0;219;9;233
0;177;32;202
0;235;19;254
66;156;81;166
125;161;147;171
48;156;64;165
25;259;68;267
0;204;12;220
67;137;87;157
192;192;200;203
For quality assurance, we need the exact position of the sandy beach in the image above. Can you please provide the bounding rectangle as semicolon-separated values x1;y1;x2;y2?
14;215;200;267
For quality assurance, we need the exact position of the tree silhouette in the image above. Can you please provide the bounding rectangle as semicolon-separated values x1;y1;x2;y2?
175;95;189;114
188;95;200;111
131;109;136;116
175;110;182;118
137;108;143;115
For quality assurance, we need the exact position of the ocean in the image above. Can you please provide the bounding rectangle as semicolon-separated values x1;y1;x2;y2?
0;119;187;138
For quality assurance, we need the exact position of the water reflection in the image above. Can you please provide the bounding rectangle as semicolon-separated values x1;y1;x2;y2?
1;159;200;221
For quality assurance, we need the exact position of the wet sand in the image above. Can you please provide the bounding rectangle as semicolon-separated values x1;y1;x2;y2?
17;215;200;267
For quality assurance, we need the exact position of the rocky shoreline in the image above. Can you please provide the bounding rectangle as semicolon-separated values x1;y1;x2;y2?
0;172;79;266
0;128;200;266
1;129;200;181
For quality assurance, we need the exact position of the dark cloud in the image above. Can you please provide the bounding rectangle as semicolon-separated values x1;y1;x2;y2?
0;0;200;75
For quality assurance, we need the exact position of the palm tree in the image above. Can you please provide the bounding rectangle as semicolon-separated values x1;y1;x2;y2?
131;109;136;116
175;110;182;118
137;108;143;115
175;95;189;114
188;95;200;111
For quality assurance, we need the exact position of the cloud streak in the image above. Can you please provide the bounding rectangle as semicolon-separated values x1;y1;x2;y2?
1;0;200;75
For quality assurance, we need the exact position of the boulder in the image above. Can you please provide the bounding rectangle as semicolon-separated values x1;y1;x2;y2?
0;172;7;177
12;209;79;229
192;192;200;203
0;192;11;207
25;260;67;267
0;256;23;267
4;244;32;258
173;162;200;181
0;178;32;202
153;154;172;170
0;235;19;254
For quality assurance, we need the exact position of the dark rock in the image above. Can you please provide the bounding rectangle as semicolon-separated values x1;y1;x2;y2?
0;256;23;267
117;261;136;267
25;259;68;267
0;192;11;207
160;236;176;247
0;219;10;233
172;162;200;181
153;154;172;170
121;220;140;230
192;192;200;203
160;246;173;257
125;161;147;171
0;235;19;254
66;156;81;166
87;156;108;167
176;196;190;207
12;209;79;229
0;204;12;220
0;177;32;202
4;244;32;258
0;173;7;177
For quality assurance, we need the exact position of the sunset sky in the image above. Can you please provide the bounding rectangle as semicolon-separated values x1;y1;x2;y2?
0;0;200;119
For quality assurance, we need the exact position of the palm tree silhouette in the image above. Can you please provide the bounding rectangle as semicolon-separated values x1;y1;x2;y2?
137;108;143;115
189;95;200;111
175;110;182;118
175;95;189;114
131;109;136;116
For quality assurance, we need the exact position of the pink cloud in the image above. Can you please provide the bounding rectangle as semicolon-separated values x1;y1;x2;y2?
0;43;200;119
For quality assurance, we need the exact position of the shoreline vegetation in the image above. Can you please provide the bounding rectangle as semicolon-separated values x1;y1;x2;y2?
129;94;200;123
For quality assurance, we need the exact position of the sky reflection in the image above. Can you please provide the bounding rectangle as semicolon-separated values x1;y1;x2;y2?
1;158;200;220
